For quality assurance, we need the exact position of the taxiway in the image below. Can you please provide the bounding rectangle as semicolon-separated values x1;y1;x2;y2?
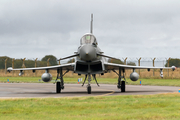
0;83;179;98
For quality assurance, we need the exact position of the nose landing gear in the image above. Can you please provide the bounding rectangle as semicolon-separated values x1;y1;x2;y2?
87;74;92;94
82;74;100;94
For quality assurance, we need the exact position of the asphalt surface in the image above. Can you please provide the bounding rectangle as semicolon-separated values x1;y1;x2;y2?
0;83;179;98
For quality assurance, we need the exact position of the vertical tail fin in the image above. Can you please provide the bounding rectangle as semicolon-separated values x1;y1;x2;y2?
90;14;93;34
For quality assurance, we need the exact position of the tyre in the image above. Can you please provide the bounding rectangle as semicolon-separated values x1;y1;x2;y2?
56;82;61;93
121;81;125;92
87;86;91;94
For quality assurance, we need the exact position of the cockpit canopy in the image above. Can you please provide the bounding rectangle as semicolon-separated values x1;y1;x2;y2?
80;34;98;45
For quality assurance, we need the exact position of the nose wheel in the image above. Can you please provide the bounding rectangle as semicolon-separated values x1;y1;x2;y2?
87;74;92;94
87;85;91;94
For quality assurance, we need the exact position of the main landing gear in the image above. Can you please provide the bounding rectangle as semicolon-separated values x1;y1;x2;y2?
55;69;69;93
113;68;126;92
82;74;99;94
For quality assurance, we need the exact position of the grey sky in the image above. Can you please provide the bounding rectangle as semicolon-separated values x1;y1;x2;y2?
0;0;180;60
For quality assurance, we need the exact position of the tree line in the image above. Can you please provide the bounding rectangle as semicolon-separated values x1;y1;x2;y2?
0;55;179;69
0;55;58;69
165;58;180;67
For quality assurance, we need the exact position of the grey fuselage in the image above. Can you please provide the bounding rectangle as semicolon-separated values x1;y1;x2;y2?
74;33;106;74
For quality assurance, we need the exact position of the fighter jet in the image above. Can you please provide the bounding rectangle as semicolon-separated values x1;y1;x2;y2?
7;14;176;94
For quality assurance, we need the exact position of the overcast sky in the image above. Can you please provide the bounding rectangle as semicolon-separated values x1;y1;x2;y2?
0;0;180;61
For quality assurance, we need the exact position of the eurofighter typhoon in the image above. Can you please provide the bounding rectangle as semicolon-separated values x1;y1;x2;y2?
7;14;176;94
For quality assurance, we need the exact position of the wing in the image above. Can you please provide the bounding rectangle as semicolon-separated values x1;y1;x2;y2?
104;62;176;71
98;54;176;71
7;53;79;72
7;63;75;72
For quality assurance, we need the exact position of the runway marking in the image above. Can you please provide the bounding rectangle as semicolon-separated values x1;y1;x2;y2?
88;87;116;96
97;90;115;96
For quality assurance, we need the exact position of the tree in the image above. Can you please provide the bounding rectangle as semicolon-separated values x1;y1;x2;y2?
41;55;58;66
14;59;23;68
108;58;124;64
67;58;75;63
127;62;136;66
0;55;58;69
0;56;12;69
165;58;180;67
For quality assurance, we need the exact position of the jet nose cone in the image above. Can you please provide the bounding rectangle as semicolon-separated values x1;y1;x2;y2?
80;45;97;61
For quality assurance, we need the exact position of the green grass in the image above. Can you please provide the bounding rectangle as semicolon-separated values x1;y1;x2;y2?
0;77;42;83
1;93;180;120
0;77;180;86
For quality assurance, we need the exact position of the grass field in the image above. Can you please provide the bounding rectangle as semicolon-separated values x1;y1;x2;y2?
0;93;180;120
0;76;180;86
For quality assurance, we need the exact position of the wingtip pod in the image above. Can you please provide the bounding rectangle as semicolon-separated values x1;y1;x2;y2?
7;67;13;73
171;66;176;71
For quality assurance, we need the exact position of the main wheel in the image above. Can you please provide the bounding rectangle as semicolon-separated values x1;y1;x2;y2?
121;81;125;92
56;82;61;93
87;86;91;94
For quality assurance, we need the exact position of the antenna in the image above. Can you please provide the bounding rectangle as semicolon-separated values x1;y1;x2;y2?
90;14;93;34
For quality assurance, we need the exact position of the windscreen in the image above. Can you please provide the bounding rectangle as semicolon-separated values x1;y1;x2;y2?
80;34;97;45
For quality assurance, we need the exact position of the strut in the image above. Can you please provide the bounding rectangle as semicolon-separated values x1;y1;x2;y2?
113;68;126;92
87;74;91;94
92;74;99;87
55;69;69;93
82;75;88;87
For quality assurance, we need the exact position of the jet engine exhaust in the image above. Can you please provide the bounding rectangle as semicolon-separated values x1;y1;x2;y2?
79;45;97;61
130;72;139;81
41;73;52;82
